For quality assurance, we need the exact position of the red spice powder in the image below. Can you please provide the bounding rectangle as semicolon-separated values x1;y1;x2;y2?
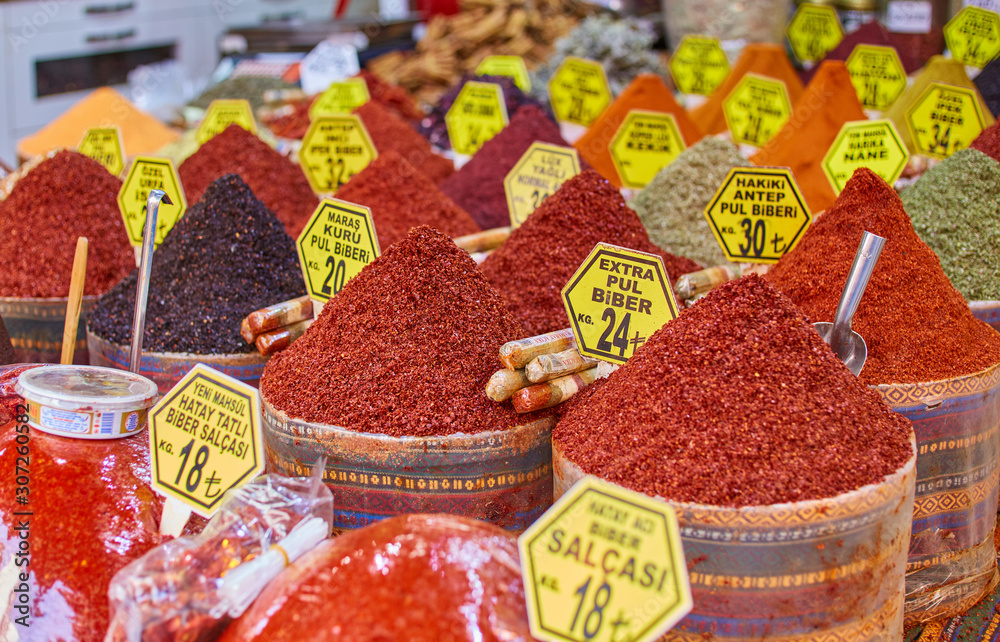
970;121;1000;163
0;151;134;297
0;425;164;640
260;226;533;437
356;70;424;123
765;167;1000;385
439;105;579;230
554;273;914;507
335;150;480;249
178;124;318;237
479;170;702;335
355;101;455;185
804;21;934;84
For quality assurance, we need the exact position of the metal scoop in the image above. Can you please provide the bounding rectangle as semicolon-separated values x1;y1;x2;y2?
129;189;172;374
813;231;885;376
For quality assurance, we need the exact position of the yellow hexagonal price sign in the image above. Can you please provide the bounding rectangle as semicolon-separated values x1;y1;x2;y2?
310;78;371;119
196;99;257;145
149;364;264;518
845;44;908;111
296;198;380;303
610;110;687;190
703;167;812;264
906;82;988;159
722;73;793;148
668;35;730;96
548;57;613;127
519;476;692;642
117;156;188;247
822;119;909;193
300;115;378;193
504;142;581;228
944;6;1000;68
445;81;510;156
78;126;125;177
477;55;532;92
786;3;844;63
561;243;679;365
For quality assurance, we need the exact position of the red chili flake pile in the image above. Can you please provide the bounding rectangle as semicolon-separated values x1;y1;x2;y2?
0;151;134;297
260;225;533;437
479;170;702;335
178;124;318;237
0;424;164;640
355;101;455;185
970;121;1000;163
439;105;579;230
335;150;480;249
356;69;424;123
765;167;1000;385
555;273;914;507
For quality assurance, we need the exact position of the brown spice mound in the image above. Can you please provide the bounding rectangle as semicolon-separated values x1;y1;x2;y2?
260;226;531;437
355;101;455;185
555;274;914;507
178;124;318;237
0;151;134;297
335;151;480;249
765;168;1000;385
970;120;1000;163
479;170;702;335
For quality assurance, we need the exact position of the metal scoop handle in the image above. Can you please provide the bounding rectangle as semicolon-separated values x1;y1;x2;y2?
129;189;172;373
830;231;885;362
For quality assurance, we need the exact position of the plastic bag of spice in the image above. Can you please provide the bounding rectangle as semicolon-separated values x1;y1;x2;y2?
105;472;334;642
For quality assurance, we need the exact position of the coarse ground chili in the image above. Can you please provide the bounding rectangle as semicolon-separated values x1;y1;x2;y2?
260;226;535;437
178;124;318;237
220;514;537;642
765;167;1000;385
554;273;914;507
88;174;304;354
970;121;1000;163
355;101;455;186
0;151;134;298
335;151;480;249
356;70;424;123
479;170;702;335
439;105;578;230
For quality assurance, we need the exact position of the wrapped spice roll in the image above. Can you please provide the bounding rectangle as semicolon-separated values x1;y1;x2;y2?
480;170;701;335
555;274;916;639
220;514;540;641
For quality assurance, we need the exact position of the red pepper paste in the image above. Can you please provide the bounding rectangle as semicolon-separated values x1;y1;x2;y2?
178;124;319;237
355;101;455;185
765;168;1000;385
439;105;580;230
260;226;534;437
335;150;480;249
970;121;1000;163
220;514;537;642
0;423;164;640
479;170;702;335
0;151;134;298
554;273;914;507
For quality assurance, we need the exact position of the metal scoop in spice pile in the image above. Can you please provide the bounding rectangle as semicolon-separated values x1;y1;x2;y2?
813;230;885;377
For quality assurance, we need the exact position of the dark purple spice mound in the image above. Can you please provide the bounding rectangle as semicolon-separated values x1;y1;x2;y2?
88;174;305;354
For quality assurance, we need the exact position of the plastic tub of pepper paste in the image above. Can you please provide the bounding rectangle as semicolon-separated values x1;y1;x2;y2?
15;365;158;439
552;439;917;641
86;330;269;394
970;301;1000;332
871;360;1000;625
0;296;98;365
261;395;555;533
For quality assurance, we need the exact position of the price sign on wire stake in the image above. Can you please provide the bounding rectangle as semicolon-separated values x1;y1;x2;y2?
445;81;509;156
786;2;845;63
476;55;532;92
310;78;371;119
78;126;125;176
300;115;378;193
296;198;380;305
822;119;909;192
149;364;264;520
117;156;187;247
905;82;988;159
518;476;692;642
844;44;908;111
609;110;687;189
703;167;812;264
196;99;257;145
722;74;793;148
300;38;361;95
548;57;612;127
668;36;730;96
504;142;581;228
562;243;680;366
944;6;1000;68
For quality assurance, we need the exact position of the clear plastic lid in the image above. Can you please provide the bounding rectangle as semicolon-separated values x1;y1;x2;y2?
15;365;159;412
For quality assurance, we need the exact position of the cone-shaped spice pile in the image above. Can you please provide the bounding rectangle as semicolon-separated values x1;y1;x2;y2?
261;226;532;437
555;274;914;507
480;170;701;335
765;168;1000;385
355;101;455;185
